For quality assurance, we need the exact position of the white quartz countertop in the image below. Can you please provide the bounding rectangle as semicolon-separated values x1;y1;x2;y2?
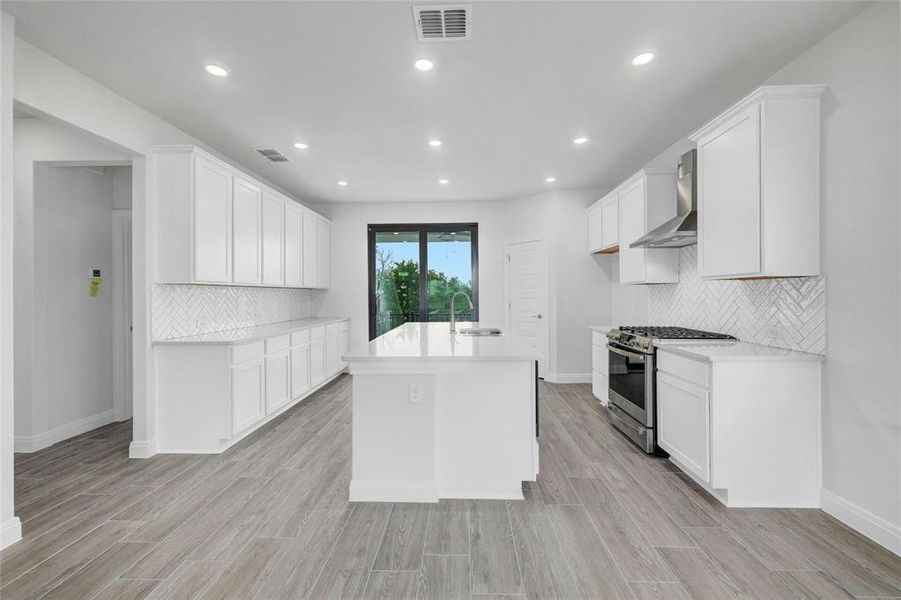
589;324;616;333
153;317;349;345
656;340;824;362
344;322;539;362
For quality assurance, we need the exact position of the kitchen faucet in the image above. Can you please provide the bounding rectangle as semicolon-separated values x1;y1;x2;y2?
449;291;474;334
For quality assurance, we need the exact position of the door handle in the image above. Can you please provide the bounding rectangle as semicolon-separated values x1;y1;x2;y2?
530;313;542;319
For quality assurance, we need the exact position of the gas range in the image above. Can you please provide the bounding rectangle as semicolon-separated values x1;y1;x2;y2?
607;325;736;354
605;325;736;454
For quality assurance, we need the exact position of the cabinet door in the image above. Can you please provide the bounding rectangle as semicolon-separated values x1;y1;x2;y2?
698;103;761;278
302;212;318;288
340;331;349;369
284;203;303;287
265;349;291;414
317;219;330;289
193;156;232;283
618;178;646;283
291;344;311;398
326;334;339;375
310;339;325;384
601;195;619;249
657;372;710;482
231;359;264;435
233;177;262;284
261;191;285;286
587;204;603;253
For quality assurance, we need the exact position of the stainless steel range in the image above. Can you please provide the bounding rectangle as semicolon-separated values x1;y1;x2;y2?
606;326;736;453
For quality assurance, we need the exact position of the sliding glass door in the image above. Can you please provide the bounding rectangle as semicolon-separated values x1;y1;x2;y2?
368;223;478;339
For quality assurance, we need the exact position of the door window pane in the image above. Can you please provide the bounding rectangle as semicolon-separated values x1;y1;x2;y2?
427;230;474;322
374;231;420;338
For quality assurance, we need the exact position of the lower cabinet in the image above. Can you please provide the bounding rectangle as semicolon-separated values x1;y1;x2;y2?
231;358;264;436
590;328;611;405
657;372;710;482
156;318;350;453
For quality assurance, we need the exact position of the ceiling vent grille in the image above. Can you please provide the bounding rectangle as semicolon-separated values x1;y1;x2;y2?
254;148;289;163
413;5;471;41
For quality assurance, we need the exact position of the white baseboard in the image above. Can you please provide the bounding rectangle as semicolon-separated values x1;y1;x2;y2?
128;438;157;459
15;409;117;453
546;372;591;384
350;479;439;503
821;488;901;556
0;517;22;550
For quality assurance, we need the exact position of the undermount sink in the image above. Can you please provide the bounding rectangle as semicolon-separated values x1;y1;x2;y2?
456;328;503;336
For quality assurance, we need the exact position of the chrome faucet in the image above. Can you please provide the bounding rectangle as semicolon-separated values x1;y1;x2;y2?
449;291;474;334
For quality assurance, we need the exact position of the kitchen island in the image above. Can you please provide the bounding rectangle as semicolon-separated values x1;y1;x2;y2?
344;322;539;502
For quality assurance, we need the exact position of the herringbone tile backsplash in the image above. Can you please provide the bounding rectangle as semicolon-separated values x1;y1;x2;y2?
152;284;315;340
648;246;826;354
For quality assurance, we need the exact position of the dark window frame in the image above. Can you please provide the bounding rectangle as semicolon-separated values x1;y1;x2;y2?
367;223;479;340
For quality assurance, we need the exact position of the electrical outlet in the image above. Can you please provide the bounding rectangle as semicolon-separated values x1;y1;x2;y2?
409;383;423;404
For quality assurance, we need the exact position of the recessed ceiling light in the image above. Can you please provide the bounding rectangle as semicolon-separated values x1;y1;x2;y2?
293;142;308;150
439;178;449;185
414;58;434;72
428;139;443;148
545;176;556;183
631;52;655;66
572;136;589;145
337;180;348;187
204;64;229;77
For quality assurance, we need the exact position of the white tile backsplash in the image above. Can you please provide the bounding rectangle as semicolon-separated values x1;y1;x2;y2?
152;284;315;340
648;246;826;354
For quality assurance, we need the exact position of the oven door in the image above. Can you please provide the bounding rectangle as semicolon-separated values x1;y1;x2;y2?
607;343;655;427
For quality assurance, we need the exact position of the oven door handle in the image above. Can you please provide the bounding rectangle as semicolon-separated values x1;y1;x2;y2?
607;344;647;362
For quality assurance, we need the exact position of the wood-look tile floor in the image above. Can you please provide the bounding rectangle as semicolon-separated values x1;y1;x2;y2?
2;375;899;599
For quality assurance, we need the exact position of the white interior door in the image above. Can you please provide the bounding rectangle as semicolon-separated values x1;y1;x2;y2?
505;240;548;378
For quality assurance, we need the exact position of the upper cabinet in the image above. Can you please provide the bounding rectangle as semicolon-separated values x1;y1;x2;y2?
154;146;330;289
618;169;679;285
690;85;824;279
586;191;619;254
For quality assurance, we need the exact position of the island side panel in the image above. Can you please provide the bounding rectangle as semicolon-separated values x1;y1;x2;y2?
349;367;439;502
437;360;537;499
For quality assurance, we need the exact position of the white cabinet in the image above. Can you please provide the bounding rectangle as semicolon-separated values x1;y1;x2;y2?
233;176;262;285
617;170;679;284
655;346;821;507
284;202;304;287
302;212;318;288
231;357;264;435
262;191;285;286
657;372;710;482
310;336;326;385
590;328;611;405
317;219;330;289
340;330;349;370
154;146;330;289
690;85;824;279
586;191;619;254
265;334;291;414
291;344;311;398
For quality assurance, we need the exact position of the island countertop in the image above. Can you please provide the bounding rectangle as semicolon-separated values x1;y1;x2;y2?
344;322;539;362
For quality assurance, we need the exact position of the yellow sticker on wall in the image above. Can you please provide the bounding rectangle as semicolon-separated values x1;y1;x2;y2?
89;277;102;297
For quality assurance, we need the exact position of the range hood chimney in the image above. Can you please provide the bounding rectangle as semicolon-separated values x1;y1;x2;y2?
631;149;697;249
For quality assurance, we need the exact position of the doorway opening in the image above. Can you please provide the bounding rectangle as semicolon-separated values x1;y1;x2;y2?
367;223;479;340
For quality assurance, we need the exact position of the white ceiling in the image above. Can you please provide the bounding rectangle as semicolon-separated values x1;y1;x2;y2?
3;1;866;204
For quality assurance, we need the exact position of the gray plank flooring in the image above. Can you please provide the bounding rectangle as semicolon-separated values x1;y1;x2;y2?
2;376;899;599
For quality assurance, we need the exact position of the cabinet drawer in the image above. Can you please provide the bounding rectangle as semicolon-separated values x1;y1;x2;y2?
592;330;608;347
266;334;290;354
339;320;349;333
326;323;340;336
310;326;326;340
231;340;264;365
290;329;310;346
657;350;710;389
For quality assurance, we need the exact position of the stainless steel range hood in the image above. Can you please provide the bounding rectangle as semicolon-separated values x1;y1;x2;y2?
630;149;697;249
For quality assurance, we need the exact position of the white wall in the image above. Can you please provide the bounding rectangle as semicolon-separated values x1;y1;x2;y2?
13;117;128;447
764;2;900;550
0;10;22;549
321;188;611;379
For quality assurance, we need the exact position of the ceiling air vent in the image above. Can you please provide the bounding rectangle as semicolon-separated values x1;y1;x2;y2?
254;148;289;163
413;5;471;41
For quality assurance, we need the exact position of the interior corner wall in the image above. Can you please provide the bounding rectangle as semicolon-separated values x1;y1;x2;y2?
762;1;900;549
322;188;612;379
